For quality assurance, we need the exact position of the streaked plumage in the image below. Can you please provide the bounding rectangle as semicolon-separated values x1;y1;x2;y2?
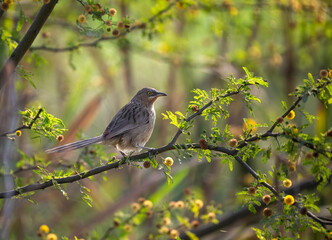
46;87;167;155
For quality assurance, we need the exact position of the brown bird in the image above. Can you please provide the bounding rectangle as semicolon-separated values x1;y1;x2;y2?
46;87;167;155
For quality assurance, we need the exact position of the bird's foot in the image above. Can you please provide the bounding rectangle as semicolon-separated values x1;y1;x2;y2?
120;151;133;165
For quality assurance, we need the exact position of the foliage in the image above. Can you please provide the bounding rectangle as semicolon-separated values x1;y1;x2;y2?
0;0;332;239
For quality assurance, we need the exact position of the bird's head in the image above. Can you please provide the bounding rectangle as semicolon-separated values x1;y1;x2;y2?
133;87;167;105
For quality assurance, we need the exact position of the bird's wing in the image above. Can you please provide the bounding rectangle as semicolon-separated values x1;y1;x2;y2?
102;102;151;140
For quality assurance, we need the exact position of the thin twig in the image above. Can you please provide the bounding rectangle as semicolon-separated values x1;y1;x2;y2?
0;108;43;137
30;1;177;52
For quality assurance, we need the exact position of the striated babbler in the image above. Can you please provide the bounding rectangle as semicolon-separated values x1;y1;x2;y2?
46;87;167;155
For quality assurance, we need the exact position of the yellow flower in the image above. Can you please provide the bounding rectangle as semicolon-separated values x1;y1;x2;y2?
283;179;292;188
162;217;171;226
143;200;153;209
176;201;184;209
131;202;140;212
207;212;216;221
46;233;58;240
286;110;295;120
195;199;204;209
159;226;169;234
288;162;296;172
16;130;22;136
243;118;257;133
77;14;87;24
39;224;50;233
123;224;132;232
164;157;174;167
169;229;179;239
284;195;295;205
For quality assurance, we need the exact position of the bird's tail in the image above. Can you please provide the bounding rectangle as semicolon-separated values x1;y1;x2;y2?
46;135;103;154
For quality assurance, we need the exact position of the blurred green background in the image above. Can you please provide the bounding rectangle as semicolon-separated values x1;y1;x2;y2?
0;0;331;239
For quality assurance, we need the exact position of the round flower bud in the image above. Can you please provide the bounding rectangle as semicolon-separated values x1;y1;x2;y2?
191;220;200;228
112;29;119;37
195;199;204;209
159;226;169;234
164;157;174;167
131;202;140;212
84;5;92;13
191;105;199;112
283;179;292;188
39;225;50;234
320;69;328;79
143;200;153;209
169;229;179;239
109;8;117;16
263;208;272;217
176;201;185;209
169;201;176;208
56;135;64;142
248;186;256;195
284;195;295;205
77;14;87;24
105;20;112;26
262;195;271;205
143;161;151;168
162;217;171;226
228;138;238;147
276;117;284;123
46;233;58;240
207;212;216;221
286;110;295;120
1;3;9;11
113;219;120;227
117;22;124;29
288;162;296;172
124;224;132;232
198;138;208;149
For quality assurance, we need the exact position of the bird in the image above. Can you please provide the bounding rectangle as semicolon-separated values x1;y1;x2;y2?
46;87;167;155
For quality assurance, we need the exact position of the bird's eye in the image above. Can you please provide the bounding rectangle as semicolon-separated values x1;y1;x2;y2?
147;91;152;95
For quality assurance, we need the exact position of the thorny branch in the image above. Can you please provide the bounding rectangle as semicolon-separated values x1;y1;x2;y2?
0;108;43;137
30;1;177;52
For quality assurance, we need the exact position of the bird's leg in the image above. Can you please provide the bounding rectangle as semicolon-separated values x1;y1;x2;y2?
120;151;132;165
137;145;154;151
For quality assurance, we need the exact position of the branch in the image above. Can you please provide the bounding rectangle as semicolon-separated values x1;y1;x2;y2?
0;143;234;199
0;0;58;91
30;1;177;52
169;83;251;145
0;108;43;137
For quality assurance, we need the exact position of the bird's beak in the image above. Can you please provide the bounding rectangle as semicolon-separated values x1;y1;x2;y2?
155;91;167;97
